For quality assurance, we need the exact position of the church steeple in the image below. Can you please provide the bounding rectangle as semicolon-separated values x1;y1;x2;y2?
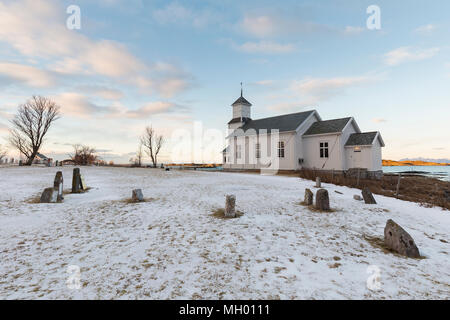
231;82;252;107
228;83;252;130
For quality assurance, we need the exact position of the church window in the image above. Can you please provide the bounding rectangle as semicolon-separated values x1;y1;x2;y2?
278;141;285;158
320;142;329;158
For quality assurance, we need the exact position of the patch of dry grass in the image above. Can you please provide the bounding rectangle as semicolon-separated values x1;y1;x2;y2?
211;208;244;220
26;194;64;204
26;194;42;204
297;201;337;213
328;263;342;269
363;234;426;260
299;169;450;210
26;187;92;204
107;198;159;207
64;187;92;195
122;198;158;204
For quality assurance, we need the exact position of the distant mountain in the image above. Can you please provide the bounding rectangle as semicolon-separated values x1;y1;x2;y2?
383;159;450;166
399;158;450;163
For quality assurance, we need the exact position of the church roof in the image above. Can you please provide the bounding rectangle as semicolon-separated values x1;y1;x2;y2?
36;153;50;160
230;110;316;136
231;96;252;107
303;117;352;136
228;117;251;125
345;132;385;147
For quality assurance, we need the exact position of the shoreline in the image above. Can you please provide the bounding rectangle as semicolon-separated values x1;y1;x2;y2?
382;165;449;182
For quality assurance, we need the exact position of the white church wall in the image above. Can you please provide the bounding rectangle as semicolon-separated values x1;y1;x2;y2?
371;139;383;171
302;133;344;170
275;132;297;170
225;131;297;170
340;120;359;170
295;113;321;170
228;122;243;131
344;140;383;171
345;146;372;170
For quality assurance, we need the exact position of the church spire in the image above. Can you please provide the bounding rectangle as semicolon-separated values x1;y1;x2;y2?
231;82;252;107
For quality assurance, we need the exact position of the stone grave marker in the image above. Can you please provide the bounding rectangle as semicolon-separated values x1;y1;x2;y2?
384;219;420;258
40;188;58;203
362;187;377;204
132;189;144;202
225;195;236;218
316;177;321;188
53;171;64;202
315;189;330;211
72;168;81;193
304;188;314;205
80;175;86;191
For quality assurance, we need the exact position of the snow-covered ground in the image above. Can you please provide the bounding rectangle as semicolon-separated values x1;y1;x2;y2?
0;166;448;300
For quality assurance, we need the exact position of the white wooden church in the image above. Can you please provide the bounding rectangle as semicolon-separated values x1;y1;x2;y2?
223;90;384;177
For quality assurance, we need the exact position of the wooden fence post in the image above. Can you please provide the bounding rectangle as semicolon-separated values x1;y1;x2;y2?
395;174;402;198
357;168;360;187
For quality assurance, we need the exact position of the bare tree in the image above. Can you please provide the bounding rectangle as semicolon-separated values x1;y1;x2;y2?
130;142;144;167
0;144;7;163
141;126;164;167
136;142;144;167
69;144;98;165
9;96;60;165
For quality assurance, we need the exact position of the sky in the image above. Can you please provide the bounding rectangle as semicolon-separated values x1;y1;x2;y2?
0;0;449;163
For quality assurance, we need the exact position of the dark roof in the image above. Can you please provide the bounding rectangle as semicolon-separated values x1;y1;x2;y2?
303;117;352;136
36;153;49;160
232;96;252;106
228;117;251;125
231;110;316;136
345;132;378;146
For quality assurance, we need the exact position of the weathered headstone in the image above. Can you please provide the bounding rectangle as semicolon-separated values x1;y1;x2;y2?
353;195;363;201
304;188;314;205
72;168;81;193
225;195;236;218
80;175;86;191
53;171;64;202
316;177;321;188
362;187;377;204
384;219;420;258
40;188;58;203
132;189;144;202
315;189;330;211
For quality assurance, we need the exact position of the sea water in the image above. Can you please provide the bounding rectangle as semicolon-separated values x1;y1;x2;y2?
383;166;450;181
